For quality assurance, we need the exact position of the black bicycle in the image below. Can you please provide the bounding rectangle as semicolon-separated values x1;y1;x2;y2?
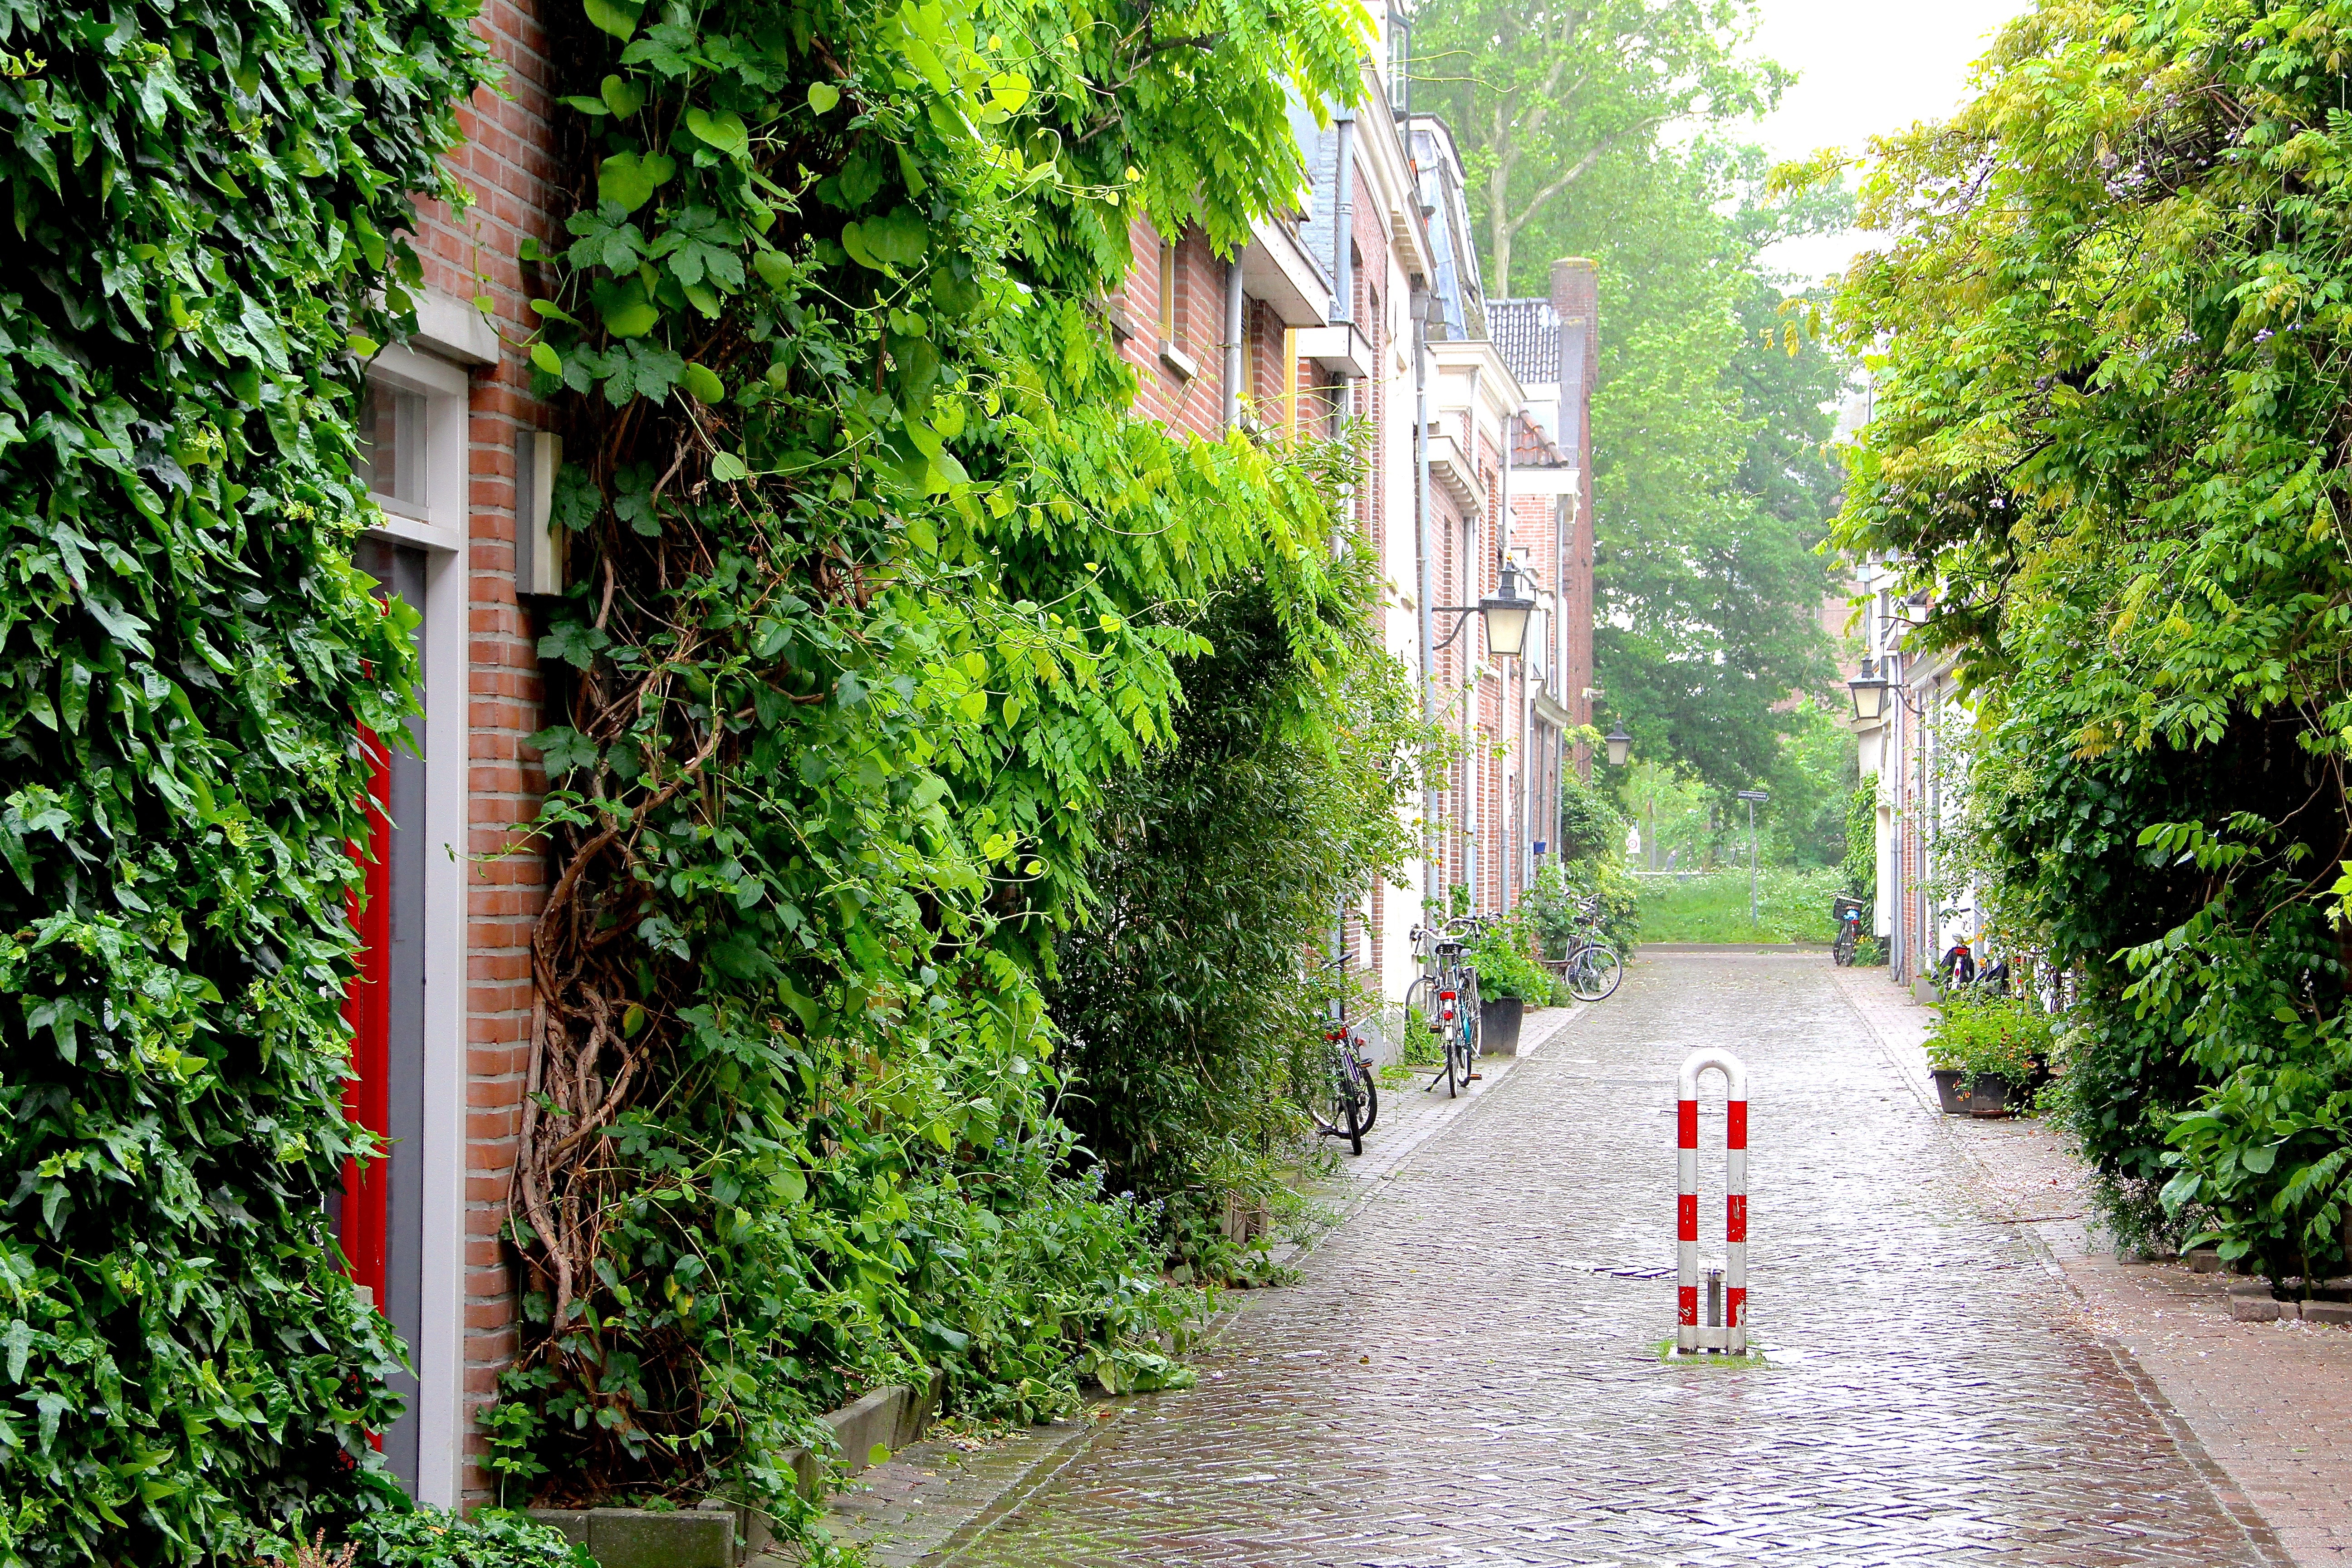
1407;918;1484;1097
1310;958;1378;1153
1551;895;1623;1001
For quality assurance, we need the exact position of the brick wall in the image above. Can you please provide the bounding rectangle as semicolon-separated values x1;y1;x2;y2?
412;0;561;1506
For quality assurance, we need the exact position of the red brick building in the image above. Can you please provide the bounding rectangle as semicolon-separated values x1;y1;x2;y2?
341;4;1598;1510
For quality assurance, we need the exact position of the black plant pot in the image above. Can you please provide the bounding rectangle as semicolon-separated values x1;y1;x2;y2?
1929;1068;1970;1116
1480;995;1525;1056
1969;1073;2020;1118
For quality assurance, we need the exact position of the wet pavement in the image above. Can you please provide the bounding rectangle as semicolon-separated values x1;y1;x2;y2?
948;950;2280;1567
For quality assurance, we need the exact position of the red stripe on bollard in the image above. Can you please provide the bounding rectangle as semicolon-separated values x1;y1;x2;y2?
1678;1284;1699;1326
1725;1286;1746;1327
1726;1100;1747;1150
1726;1193;1747;1244
1678;1193;1698;1241
1677;1099;1698;1148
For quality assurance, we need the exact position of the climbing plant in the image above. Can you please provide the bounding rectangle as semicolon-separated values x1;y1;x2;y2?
484;0;1365;1527
0;0;503;1563
1832;0;2352;1283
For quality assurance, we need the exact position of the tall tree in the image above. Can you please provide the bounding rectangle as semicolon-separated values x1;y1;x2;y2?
1555;147;1850;795
1410;0;1785;295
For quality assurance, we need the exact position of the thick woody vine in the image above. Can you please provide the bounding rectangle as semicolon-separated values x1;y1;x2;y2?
487;0;1367;1513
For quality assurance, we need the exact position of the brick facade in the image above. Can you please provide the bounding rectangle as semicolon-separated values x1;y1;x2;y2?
409;0;561;1506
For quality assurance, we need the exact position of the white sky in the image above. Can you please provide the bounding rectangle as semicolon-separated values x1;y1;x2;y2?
1733;0;2032;283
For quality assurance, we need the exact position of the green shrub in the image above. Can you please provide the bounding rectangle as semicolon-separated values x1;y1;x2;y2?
1466;915;1553;1003
1844;774;1877;907
1925;993;2053;1092
1635;867;1842;943
349;1509;589;1568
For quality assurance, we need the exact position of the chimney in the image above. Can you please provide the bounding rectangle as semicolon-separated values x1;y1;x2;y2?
1549;257;1597;468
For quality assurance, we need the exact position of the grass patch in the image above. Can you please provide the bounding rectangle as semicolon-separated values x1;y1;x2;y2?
1635;866;1846;944
1653;1338;1770;1368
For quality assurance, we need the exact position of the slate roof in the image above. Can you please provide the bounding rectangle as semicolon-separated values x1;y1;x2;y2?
1489;298;1561;387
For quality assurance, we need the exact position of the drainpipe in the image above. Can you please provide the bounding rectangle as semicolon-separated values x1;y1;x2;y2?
1413;289;1436;915
1501;418;1515;911
1331;111;1357;323
1223;257;1245;434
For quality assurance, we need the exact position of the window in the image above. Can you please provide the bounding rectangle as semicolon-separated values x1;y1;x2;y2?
358;380;430;517
1158;236;1178;343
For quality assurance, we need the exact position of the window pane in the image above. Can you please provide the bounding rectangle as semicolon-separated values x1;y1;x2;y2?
358;380;428;511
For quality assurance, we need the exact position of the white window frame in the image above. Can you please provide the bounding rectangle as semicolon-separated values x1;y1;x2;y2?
361;341;470;1509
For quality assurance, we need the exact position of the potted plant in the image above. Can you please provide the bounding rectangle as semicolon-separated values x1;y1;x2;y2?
1467;920;1553;1056
1924;992;2052;1117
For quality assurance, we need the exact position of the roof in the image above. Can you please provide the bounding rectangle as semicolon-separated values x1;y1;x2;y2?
1489;299;1560;387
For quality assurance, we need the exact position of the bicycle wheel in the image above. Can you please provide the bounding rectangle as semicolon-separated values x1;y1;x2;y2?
1354;1057;1379;1132
1330;1061;1363;1155
1460;971;1482;1079
1834;929;1857;966
1441;1004;1461;1098
1568;944;1622;1002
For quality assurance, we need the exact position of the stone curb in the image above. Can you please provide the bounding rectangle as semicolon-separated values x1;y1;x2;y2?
1828;965;2296;1568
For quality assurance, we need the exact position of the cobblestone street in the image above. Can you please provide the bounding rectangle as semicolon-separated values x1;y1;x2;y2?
937;951;2281;1566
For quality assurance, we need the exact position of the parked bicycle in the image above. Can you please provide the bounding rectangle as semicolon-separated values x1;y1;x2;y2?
1406;918;1485;1097
1550;894;1623;1002
1309;957;1378;1154
1831;894;1867;966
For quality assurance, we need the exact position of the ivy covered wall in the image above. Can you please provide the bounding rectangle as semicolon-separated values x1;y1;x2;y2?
0;0;495;1561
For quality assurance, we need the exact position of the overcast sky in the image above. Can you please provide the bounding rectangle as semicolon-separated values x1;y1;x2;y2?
1734;0;2032;283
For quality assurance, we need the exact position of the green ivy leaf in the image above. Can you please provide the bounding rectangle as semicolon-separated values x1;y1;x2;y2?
583;0;644;39
684;108;751;160
531;342;564;375
680;362;725;402
593;277;661;338
844;208;928;271
710;451;751;482
601;74;647;117
807;81;840;113
598;150;675;213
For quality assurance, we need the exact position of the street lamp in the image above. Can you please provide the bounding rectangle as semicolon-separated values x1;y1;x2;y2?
1431;557;1534;656
1479;559;1532;659
1603;725;1632;767
1847;665;1891;724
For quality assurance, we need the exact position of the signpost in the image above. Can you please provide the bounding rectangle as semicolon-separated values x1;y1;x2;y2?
1735;790;1769;930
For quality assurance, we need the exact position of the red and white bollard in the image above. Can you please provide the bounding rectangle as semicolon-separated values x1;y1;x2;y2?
1676;1048;1748;1354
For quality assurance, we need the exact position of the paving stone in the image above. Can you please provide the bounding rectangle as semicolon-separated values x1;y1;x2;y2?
941;952;2279;1568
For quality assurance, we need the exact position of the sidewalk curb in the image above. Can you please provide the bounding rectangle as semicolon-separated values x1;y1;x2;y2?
1828;966;2296;1568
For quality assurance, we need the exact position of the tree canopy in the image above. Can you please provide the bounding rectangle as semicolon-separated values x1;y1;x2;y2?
1409;0;1785;296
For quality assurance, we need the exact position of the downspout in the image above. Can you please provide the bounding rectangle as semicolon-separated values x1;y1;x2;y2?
1223;256;1245;434
1500;418;1514;911
1331;111;1357;323
1413;289;1436;916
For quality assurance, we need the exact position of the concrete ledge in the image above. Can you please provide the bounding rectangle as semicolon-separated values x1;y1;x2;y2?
528;1372;945;1561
